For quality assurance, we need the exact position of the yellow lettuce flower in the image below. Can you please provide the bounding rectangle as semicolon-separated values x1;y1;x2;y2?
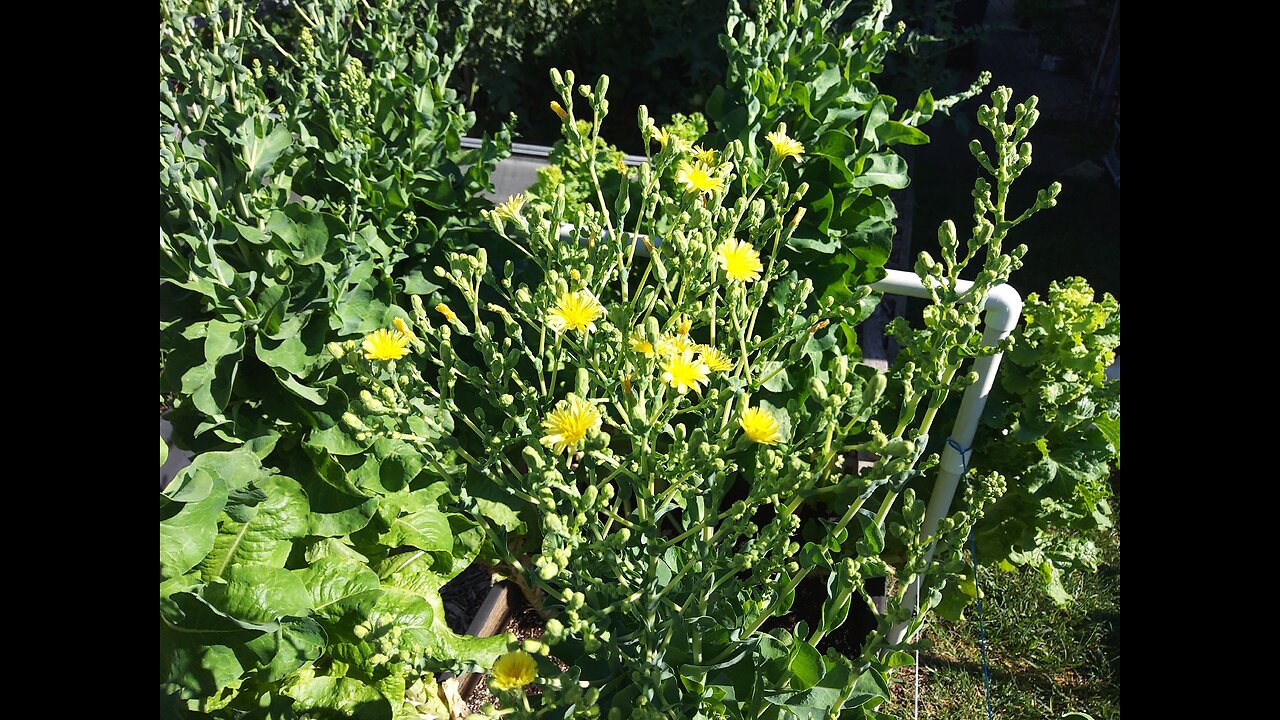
766;128;805;161
630;331;657;357
698;345;735;372
740;406;782;445
540;394;602;455
661;351;711;395
675;159;726;195
362;328;411;361
490;650;537;691
716;238;764;282
547;290;605;333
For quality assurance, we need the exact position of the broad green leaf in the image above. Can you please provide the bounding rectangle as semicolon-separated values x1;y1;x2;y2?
296;447;379;536
161;435;169;468
759;361;793;392
274;368;329;405
198;475;310;582
244;617;327;683
204;564;313;624
205;320;246;363
378;553;508;667
1094;414;1120;467
855;509;885;555
819;570;855;639
308;425;369;457
335;283;394;335
787;641;823;690
256;334;319;377
285;676;392;720
162;643;246;702
299;557;382;617
163;591;279;636
380;507;453;556
884;650;916;669
162;464;215;504
850;152;909;189
186;447;270;491
872;121;929;147
240;117;292;184
161;469;229;580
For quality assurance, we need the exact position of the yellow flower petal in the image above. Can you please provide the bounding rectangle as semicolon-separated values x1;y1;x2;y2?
717;238;764;283
547;290;605;333
660;351;711;395
675;159;726;195
698;345;735;372
540;394;602;455
741;406;782;444
766;128;805;161
361;328;411;361
630;331;657;357
491;650;537;691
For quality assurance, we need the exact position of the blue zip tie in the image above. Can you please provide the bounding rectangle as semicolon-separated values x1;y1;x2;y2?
947;438;994;720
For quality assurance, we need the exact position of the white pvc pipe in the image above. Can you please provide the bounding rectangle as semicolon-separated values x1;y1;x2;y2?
873;269;1022;646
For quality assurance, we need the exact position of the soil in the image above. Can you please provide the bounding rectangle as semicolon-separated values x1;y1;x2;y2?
460;584;551;714
439;563;496;635
761;575;887;657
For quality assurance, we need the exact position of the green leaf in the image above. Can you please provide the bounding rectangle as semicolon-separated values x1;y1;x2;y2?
163;591;279;636
299;557;383;618
205;320;246;363
162;642;247;702
308;425;369;457
198;475;310;582
204;564;313;624
787;641;823;690
291;207;339;266
335;282;394;335
850;153;909;189
244;617;327;683
884;650;916;669
401;269;442;295
1094;414;1120;467
161;435;169;468
256;334;319;377
161;470;229;580
872;121;929;147
240;117;292;184
381;507;453;556
855;509;885;555
285;676;392;720
162;465;215;504
186;447;270;492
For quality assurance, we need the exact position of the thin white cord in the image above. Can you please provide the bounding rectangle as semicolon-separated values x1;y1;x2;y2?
914;578;920;720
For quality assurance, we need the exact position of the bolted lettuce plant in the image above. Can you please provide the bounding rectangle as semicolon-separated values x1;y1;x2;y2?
333;79;1061;717
160;0;511;455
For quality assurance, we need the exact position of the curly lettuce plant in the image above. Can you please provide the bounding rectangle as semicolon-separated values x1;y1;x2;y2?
160;0;510;454
969;277;1120;603
334;78;1056;716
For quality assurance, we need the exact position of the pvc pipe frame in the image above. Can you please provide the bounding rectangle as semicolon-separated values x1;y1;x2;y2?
872;269;1023;646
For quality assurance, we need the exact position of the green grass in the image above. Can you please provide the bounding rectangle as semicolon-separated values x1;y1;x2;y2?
884;520;1121;719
